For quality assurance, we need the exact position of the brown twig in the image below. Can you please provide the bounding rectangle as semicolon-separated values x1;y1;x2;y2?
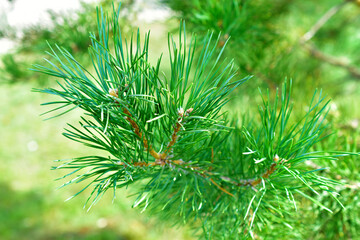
218;155;290;190
122;107;162;159
119;152;289;197
163;108;193;156
209;178;234;197
118;159;186;167
300;1;350;43
168;122;182;148
302;44;360;79
299;0;360;79
110;88;161;159
244;163;277;187
209;148;214;171
110;88;195;162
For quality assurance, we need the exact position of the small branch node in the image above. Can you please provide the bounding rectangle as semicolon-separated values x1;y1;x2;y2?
109;88;119;98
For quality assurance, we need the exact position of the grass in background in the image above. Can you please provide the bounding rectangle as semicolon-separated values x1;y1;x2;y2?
0;81;194;240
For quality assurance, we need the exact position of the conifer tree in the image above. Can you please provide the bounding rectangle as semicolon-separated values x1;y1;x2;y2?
34;4;358;239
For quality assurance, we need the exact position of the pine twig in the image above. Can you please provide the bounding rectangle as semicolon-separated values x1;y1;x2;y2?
221;155;291;188
117;129;291;196
162;107;193;157
110;88;195;161
302;44;360;79
110;88;161;159
300;0;350;43
299;0;360;79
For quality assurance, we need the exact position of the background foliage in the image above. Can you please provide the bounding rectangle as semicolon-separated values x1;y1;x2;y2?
164;0;360;97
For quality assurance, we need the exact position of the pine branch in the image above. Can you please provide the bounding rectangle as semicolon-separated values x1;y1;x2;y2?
34;4;359;239
112;99;293;195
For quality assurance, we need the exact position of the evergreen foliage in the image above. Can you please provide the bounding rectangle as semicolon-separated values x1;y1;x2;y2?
34;4;358;239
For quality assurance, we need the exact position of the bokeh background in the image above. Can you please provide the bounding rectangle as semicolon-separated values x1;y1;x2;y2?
0;0;359;239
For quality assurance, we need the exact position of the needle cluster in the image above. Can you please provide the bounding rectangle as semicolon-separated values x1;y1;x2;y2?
33;5;355;239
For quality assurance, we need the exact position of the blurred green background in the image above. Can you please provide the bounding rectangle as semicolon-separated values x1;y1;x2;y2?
0;0;359;239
